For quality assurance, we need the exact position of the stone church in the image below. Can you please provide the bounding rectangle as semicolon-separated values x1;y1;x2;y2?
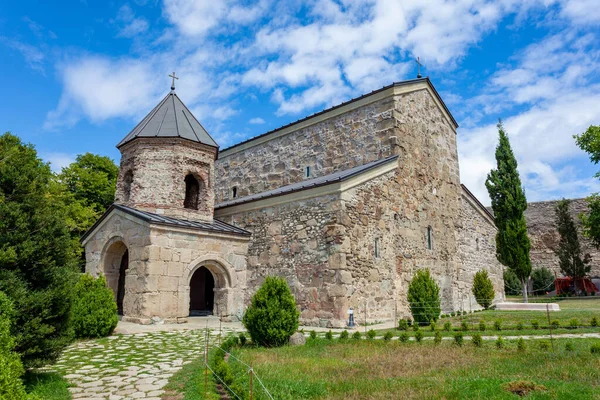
82;77;504;327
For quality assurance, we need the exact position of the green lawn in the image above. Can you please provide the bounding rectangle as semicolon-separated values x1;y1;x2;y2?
24;371;71;400
217;338;600;399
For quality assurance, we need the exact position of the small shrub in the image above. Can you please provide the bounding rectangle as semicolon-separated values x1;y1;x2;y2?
434;330;442;345
408;269;441;325
454;332;463;346
383;331;393;341
398;319;409;331
479;321;486;332
239;333;247;346
0;292;28;399
472;270;495;309
242;276;300;347
517;338;526;352
565;342;574;352
463;311;468;316
494;320;502;331
340;330;349;340
461;321;469;332
591;317;598;327
496;336;504;349
539;341;550;351
550;320;560;329
352;331;361;340
366;329;376;340
444;321;452;332
71;274;118;338
451;312;456;317
309;330;317;340
412;323;420;332
516;322;523;331
472;333;483;347
531;321;539;330
430;322;436;332
325;330;333;340
407;319;413;327
591;343;600;354
415;330;424;343
399;332;409;343
569;318;578;329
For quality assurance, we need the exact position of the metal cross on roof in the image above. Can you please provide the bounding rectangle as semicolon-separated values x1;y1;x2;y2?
169;71;179;90
415;57;423;79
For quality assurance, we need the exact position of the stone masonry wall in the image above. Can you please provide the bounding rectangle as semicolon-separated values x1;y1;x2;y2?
456;194;505;309
116;138;217;222
526;198;600;277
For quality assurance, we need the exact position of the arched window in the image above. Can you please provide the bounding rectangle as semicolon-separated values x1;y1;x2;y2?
184;174;200;210
232;186;237;199
427;226;433;250
123;170;133;202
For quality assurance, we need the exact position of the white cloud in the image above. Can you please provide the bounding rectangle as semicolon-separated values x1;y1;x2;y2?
40;152;76;172
115;4;149;38
249;117;265;124
1;38;45;73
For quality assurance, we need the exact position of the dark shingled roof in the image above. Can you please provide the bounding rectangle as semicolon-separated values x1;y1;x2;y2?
117;90;218;149
81;204;250;242
216;155;399;209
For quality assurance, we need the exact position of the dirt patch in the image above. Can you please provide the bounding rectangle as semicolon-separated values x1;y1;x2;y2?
502;380;547;396
161;389;184;400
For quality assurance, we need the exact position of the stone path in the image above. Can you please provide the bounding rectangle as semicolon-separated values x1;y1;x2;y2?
50;329;235;400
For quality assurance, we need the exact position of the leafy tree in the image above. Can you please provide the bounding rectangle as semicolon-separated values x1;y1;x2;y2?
242;276;300;347
0;292;28;400
407;269;441;325
472;270;495;309
0;132;78;368
574;125;600;247
486;121;532;302
554;199;591;282
531;267;555;295
503;269;521;295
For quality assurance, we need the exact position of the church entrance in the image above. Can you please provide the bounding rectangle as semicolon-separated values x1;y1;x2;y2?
116;250;128;315
189;266;215;316
102;239;129;316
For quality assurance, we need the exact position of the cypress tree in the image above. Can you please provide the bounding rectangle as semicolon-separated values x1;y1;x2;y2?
554;199;591;282
485;121;532;302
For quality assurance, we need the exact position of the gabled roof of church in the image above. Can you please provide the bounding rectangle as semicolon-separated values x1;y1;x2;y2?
117;90;218;149
81;204;250;242
215;155;399;209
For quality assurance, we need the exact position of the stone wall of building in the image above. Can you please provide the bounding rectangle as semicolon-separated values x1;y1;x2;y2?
456;192;505;309
526;198;600;277
116;138;217;222
215;88;457;203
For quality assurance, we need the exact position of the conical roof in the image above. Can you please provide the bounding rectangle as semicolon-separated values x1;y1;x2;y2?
117;90;218;149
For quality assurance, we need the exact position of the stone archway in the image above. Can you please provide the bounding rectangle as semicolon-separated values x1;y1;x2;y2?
189;266;215;316
102;238;129;316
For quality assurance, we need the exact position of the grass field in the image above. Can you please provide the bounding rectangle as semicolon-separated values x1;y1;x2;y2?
218;338;600;399
23;371;71;400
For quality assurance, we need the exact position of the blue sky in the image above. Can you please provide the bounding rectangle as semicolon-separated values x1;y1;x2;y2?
1;0;599;204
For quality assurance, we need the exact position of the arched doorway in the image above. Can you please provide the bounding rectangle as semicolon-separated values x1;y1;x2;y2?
102;239;129;316
189;266;215;316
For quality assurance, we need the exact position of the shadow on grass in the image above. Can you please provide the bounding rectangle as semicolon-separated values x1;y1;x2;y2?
23;370;71;400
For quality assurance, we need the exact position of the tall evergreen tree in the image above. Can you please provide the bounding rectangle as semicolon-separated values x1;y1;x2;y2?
486;121;532;302
0;132;78;368
574;125;600;247
554;199;591;282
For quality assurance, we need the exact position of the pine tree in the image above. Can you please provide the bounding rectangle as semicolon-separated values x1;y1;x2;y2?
485;121;532;302
554;199;591;283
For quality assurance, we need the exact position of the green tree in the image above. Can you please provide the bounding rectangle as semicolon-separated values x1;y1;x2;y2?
555;199;591;282
503;269;521;295
242;276;300;347
531;267;555;295
486;121;532;302
0;292;28;400
574;125;600;247
0;132;78;368
472;270;495;309
407;269;441;325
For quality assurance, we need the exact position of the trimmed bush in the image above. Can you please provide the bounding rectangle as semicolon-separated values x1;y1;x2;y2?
531;321;539;330
494;320;502;331
591;317;598;327
325;330;333;340
569;319;578;329
539;341;550;351
407;269;441;325
414;330;424;343
479;321;486;332
340;330;349;340
516;322;523;331
398;319;409;331
352;331;362;340
309;330;317;340
238;333;247;346
383;331;393;341
550;320;560;329
366;330;376;340
0;292;28;400
591;343;600;354
496;336;504;349
565;342;574;352
472;333;482;347
517;338;526;352
71;274;118;338
399;332;409;343
443;322;452;332
453;332;463;346
434;330;442;345
430;322;436;332
242;276;300;347
472;270;495;309
461;321;469;332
